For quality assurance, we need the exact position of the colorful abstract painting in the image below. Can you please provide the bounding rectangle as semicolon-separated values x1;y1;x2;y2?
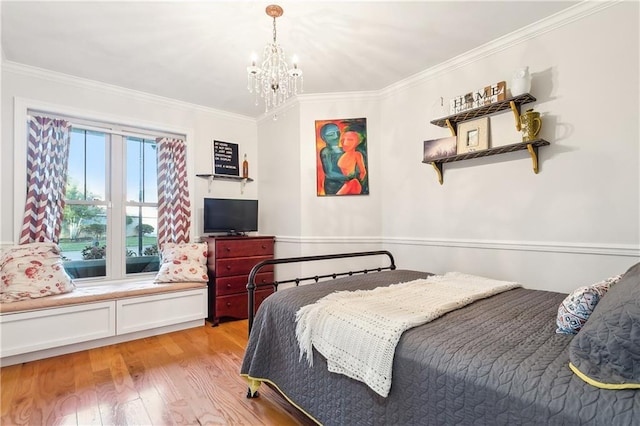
315;118;368;196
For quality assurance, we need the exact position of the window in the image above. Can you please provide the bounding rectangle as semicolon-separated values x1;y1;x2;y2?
37;115;184;281
62;128;111;278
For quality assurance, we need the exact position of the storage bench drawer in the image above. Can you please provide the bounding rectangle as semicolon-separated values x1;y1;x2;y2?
117;288;207;334
0;301;115;358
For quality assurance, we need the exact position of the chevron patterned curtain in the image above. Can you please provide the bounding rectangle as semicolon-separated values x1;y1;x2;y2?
156;137;191;248
19;115;71;244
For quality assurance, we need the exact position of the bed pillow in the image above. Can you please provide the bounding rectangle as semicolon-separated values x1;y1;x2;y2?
0;242;75;303
154;242;208;283
568;262;640;389
555;274;622;334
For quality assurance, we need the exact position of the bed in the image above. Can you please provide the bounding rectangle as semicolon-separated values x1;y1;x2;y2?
240;251;640;425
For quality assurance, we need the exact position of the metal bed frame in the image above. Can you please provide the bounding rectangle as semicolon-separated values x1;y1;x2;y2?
245;250;396;335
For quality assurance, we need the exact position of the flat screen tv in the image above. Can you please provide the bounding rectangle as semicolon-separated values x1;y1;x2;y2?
203;198;258;235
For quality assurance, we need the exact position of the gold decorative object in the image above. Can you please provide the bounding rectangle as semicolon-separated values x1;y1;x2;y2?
520;109;541;142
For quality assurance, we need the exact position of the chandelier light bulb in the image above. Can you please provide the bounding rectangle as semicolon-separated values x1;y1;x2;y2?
247;4;303;113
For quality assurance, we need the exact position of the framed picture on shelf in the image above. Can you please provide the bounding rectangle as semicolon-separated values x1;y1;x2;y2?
423;136;457;162
457;117;489;154
213;140;239;176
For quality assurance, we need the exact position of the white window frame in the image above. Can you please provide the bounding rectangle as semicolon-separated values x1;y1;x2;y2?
13;97;196;286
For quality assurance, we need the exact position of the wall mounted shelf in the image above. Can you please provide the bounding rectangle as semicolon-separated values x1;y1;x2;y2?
424;140;550;185
431;93;537;135
426;92;548;184
196;174;253;182
196;174;253;193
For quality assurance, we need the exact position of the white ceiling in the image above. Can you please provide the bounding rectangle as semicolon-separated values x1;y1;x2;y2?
1;1;580;118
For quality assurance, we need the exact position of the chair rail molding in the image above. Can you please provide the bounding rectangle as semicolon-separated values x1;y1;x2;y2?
274;235;640;258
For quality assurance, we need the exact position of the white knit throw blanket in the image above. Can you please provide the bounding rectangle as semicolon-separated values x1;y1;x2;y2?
295;272;521;397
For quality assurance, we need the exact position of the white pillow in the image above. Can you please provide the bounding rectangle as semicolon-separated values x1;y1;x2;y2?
0;242;75;303
154;242;208;283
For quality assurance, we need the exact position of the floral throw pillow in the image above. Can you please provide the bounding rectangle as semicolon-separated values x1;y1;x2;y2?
160;242;207;265
154;242;208;283
556;274;622;334
0;242;75;303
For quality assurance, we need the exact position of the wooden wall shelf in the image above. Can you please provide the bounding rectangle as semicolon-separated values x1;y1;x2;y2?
196;174;253;193
430;93;537;132
196;174;253;182
425;92;548;184
424;140;550;185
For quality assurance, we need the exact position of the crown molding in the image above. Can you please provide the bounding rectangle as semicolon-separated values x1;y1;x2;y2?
379;0;621;97
2;1;620;120
2;60;256;123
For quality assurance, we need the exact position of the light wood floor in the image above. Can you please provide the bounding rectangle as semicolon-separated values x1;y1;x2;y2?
0;320;316;425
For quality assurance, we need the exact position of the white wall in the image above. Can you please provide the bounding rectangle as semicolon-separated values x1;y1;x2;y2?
2;2;638;293
256;103;302;251
259;1;640;292
378;1;639;292
0;63;259;246
258;94;386;278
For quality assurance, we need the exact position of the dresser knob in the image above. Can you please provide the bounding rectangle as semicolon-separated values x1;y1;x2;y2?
227;284;232;288
226;302;231;307
261;245;266;249
225;247;231;252
226;265;231;270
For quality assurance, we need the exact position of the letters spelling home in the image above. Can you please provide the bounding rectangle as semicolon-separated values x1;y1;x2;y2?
449;81;506;114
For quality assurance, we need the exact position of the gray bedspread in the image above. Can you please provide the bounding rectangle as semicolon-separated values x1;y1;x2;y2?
240;270;640;425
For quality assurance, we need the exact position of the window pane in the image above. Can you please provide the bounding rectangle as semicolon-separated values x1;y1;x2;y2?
84;131;107;201
67;131;86;196
68;129;106;201
59;205;107;279
125;206;159;274
143;140;158;203
127;138;157;203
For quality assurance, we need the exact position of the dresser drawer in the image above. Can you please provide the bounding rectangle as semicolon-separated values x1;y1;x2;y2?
216;272;274;296
215;256;273;278
215;238;274;259
215;289;274;320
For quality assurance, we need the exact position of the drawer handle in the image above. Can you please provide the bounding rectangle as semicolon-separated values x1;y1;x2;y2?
226;302;232;307
226;265;232;270
261;245;266;249
225;247;231;252
226;284;232;288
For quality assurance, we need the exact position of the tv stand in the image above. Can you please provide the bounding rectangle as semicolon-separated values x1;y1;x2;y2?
204;235;275;325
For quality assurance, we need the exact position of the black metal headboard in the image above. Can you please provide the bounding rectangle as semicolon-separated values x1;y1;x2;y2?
246;250;396;334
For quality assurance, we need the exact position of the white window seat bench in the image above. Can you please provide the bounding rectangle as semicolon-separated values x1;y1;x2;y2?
0;281;208;366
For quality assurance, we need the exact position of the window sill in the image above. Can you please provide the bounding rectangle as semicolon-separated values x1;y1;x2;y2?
64;256;159;280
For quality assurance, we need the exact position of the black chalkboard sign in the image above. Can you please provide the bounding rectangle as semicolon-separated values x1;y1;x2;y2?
213;140;239;176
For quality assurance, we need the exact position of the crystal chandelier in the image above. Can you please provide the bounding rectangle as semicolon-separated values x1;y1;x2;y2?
247;4;303;113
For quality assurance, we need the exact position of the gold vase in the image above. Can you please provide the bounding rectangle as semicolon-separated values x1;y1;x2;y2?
520;109;542;142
